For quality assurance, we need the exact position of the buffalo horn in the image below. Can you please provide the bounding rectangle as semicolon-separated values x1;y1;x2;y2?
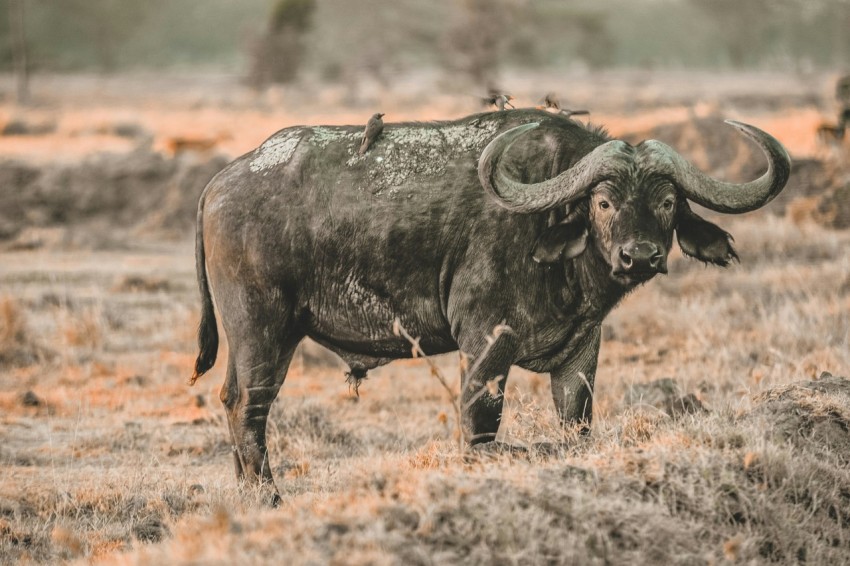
640;120;791;214
478;123;632;214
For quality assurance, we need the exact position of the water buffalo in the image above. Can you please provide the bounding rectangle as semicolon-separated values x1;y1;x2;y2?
191;109;790;503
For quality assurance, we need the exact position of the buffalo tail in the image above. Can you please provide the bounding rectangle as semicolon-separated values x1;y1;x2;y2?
190;186;219;385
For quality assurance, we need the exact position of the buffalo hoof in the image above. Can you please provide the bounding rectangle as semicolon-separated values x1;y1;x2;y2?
269;492;282;508
243;482;281;508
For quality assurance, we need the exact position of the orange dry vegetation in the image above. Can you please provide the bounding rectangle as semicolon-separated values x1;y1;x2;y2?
0;70;834;165
1;71;849;564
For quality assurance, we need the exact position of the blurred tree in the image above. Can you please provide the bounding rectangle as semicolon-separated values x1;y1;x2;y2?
444;0;515;87
686;0;848;68
11;0;163;72
0;0;846;76
41;0;159;72
306;0;444;88
707;0;784;67
270;0;314;32
8;0;28;103
570;10;615;69
249;0;316;88
516;1;597;67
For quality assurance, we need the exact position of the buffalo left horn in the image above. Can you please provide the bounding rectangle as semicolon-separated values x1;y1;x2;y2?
640;120;791;214
478;123;634;214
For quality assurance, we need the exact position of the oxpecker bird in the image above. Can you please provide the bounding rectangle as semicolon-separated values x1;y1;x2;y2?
482;92;515;111
541;92;560;111
359;113;385;155
538;92;589;119
560;109;590;119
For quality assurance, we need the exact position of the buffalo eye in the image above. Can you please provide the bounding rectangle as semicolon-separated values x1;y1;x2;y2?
661;197;675;211
599;200;610;211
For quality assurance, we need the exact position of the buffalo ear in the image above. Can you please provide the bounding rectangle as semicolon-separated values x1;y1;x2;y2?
676;205;739;266
532;219;588;263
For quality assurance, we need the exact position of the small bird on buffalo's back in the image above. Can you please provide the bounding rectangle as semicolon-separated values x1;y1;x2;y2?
540;92;561;111
560;109;590;119
482;92;515;111
538;92;590;119
359;113;385;155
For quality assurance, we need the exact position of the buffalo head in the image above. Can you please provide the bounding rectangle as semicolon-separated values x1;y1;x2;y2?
478;120;791;286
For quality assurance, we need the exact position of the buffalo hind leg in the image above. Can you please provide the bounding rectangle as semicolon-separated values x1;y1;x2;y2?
459;327;519;448
221;334;300;506
220;355;244;480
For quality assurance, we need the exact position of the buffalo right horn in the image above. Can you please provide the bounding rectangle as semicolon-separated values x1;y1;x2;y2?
640;120;791;214
478;123;633;214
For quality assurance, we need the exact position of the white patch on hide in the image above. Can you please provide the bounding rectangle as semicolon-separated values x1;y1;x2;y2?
249;129;304;173
344;121;501;197
311;126;358;148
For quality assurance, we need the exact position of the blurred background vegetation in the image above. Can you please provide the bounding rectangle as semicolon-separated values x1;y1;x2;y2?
0;0;849;88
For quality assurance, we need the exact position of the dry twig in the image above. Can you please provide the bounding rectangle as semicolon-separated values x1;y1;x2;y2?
393;318;513;452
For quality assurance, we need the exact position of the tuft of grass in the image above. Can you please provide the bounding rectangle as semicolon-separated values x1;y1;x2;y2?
111;275;171;294
393;318;464;449
58;304;105;355
393;319;514;452
0;295;49;367
106;378;850;565
0;296;26;347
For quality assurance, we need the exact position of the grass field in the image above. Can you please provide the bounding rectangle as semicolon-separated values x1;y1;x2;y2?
1;70;850;564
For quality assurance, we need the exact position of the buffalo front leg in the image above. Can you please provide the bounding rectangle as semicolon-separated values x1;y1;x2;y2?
459;327;519;446
550;325;600;435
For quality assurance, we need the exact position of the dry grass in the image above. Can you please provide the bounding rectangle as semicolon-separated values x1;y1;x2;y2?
1;73;850;565
0;208;847;565
0;296;51;368
0;296;27;353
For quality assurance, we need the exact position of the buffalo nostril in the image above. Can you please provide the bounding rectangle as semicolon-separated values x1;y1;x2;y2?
649;251;663;269
618;248;632;267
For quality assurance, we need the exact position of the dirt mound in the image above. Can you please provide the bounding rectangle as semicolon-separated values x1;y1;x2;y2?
623;377;706;418
817;173;850;228
1;117;57;137
781;155;850;228
0;147;229;247
749;372;850;463
621;116;765;182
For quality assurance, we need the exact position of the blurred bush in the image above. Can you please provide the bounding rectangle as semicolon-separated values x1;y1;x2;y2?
249;0;316;87
0;148;229;245
0;1;846;78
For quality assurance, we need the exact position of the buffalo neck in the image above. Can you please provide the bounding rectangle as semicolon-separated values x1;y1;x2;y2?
565;243;632;323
